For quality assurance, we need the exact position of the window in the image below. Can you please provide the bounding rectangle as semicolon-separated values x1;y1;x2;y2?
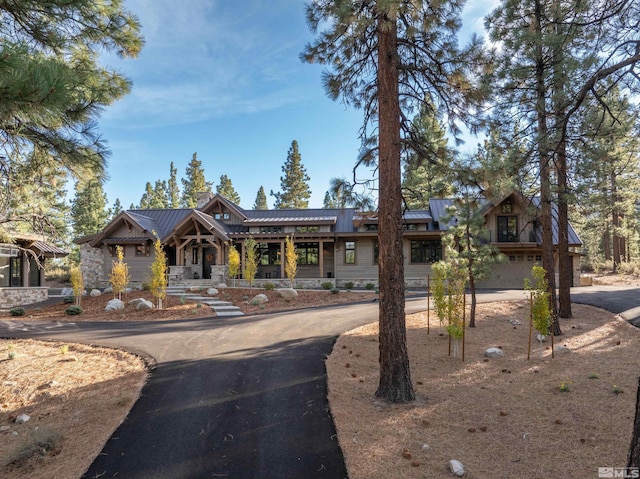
295;226;319;233
403;223;418;231
535;255;542;262
527;255;534;262
192;248;199;264
108;245;124;257
214;212;231;221
373;241;379;264
258;243;281;265
365;224;378;231
260;226;283;234
136;243;150;256
497;216;518;242
344;241;356;264
297;242;319;265
410;240;442;263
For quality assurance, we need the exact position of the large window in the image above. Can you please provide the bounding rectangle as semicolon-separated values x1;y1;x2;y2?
410;240;442;264
136;243;150;256
344;241;356;264
258;243;281;265
297;242;319;265
0;248;21;287
497;216;518;242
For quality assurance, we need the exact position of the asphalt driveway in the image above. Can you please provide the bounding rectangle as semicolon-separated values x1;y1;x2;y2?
1;285;637;478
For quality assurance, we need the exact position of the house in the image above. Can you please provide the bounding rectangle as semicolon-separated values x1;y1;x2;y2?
0;233;68;307
77;191;582;290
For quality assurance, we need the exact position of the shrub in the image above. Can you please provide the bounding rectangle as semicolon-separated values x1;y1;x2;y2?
321;281;333;290
330;288;340;294
63;296;74;304
264;282;275;291
5;426;63;468
64;306;83;316
365;283;375;290
9;307;26;317
344;281;354;290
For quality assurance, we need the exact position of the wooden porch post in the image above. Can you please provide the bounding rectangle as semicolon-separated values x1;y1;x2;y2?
319;240;324;279
280;240;285;279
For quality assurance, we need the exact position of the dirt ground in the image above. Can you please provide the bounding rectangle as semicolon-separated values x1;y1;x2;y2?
1;279;638;478
327;302;639;478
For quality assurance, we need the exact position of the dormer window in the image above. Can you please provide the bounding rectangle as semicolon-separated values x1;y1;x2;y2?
501;200;513;213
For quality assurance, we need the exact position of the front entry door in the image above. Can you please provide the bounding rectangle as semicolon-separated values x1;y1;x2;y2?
202;247;216;280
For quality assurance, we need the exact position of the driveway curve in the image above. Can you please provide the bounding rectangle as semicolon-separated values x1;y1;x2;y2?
1;286;637;478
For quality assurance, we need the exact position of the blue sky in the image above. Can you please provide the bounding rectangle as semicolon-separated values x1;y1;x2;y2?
99;0;495;210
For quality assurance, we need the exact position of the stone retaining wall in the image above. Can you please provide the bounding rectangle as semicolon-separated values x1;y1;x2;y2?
0;287;48;308
80;244;104;288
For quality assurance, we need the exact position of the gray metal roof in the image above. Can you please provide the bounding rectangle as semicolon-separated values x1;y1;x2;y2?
127;209;193;238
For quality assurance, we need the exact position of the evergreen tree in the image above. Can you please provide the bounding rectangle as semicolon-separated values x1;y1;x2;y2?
167;161;180;208
71;180;110;238
139;182;153;209
323;191;337;208
0;1;142;224
402;105;454;209
111;198;123;219
303;0;483;403
216;175;241;204
181;152;212;207
574;90;640;270
253;186;268;210
270;140;311;209
151;180;169;209
8;150;69;239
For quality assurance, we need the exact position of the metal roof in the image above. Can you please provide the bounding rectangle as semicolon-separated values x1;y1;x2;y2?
127;209;193;238
30;240;68;257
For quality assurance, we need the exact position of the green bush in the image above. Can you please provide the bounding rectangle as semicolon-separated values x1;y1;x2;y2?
321;281;333;290
365;283;375;290
264;282;275;291
330;288;340;294
63;296;74;304
344;281;354;290
64;305;83;316
9;307;26;317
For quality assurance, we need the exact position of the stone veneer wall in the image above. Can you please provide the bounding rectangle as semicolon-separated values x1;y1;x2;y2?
0;287;48;308
80;243;104;288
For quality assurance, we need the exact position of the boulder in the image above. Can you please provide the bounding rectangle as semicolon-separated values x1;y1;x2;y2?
105;299;125;311
537;334;546;343
217;283;228;289
128;298;145;307
250;294;269;306
135;299;154;310
555;345;571;354
449;459;465;477
190;286;201;292
103;286;113;294
90;289;102;297
60;287;74;297
207;288;219;296
276;288;298;299
485;347;505;359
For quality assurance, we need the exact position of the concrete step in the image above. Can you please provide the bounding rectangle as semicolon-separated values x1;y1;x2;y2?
166;288;243;317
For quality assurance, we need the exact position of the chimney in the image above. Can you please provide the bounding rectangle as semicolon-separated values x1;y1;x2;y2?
196;191;214;208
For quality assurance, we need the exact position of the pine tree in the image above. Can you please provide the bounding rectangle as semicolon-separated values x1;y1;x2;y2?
402;105;454;209
216;175;241;204
151;180;169;209
0;1;142;232
181;153;212;207
270;140;311;209
167;161;180;208
8;150;69;239
253;186;268;210
139;182;153;209
71;180;110;238
303;0;483;403
323;191;337;208
111;199;123;219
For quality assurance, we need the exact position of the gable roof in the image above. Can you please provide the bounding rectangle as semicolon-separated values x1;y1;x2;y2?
199;193;248;220
161;209;231;243
429;196;582;245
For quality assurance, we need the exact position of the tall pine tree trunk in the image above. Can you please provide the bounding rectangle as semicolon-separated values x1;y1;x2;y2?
534;0;560;334
375;10;415;403
612;170;621;271
603;222;611;261
628;376;640;467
